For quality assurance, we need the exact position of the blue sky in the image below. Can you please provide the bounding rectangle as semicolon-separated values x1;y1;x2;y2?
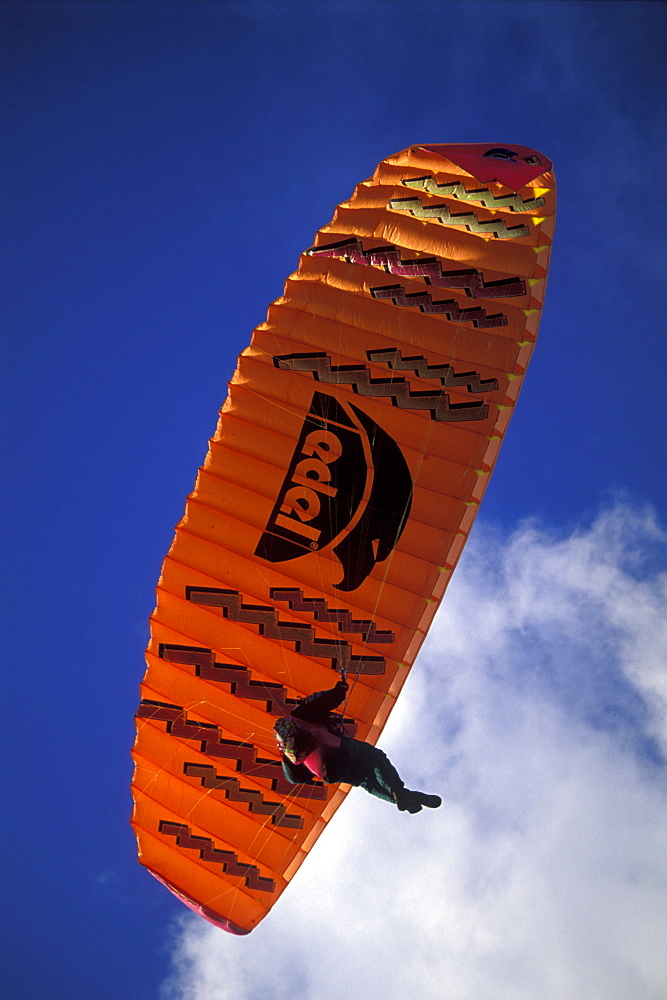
2;2;666;998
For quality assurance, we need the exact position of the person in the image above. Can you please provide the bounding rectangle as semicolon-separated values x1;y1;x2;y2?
274;677;441;813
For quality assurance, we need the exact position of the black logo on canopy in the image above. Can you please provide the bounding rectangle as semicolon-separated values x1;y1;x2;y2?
255;392;412;592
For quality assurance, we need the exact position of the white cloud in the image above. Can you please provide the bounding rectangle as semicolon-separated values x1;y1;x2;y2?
161;503;667;1000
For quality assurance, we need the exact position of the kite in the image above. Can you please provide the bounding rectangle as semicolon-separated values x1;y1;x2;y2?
131;142;556;933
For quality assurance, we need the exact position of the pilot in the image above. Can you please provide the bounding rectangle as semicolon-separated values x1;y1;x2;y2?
274;677;441;813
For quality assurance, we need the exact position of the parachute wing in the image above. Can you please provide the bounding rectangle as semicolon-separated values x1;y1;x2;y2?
131;143;555;933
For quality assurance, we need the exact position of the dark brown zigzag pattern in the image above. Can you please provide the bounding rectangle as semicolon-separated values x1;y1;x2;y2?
388;196;530;239
159;643;358;734
186;587;386;675
402;175;546;213
160;643;300;716
158;821;276;892
367;348;498;393
371;284;506;328
136;700;327;799
183;763;304;829
274;354;488;423
159;642;357;736
269;587;395;644
307;238;526;299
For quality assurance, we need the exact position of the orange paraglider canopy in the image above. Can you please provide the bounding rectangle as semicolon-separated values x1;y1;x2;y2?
131;142;556;933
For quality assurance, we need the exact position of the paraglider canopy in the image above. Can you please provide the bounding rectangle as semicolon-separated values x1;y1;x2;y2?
131;141;556;933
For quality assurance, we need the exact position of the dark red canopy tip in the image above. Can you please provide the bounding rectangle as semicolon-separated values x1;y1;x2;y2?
151;870;252;934
420;143;552;190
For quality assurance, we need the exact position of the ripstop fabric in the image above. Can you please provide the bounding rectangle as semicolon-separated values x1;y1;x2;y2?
131;142;556;933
